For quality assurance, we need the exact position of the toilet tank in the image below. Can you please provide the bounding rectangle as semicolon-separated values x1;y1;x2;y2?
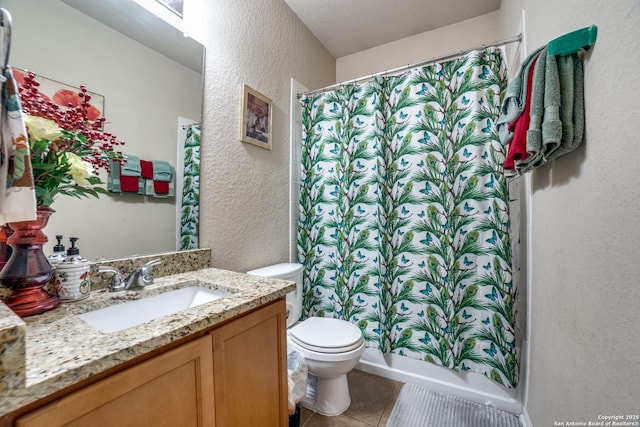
247;263;303;327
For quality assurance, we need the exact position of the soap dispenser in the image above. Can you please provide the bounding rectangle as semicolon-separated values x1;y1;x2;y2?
54;237;91;301
47;235;67;266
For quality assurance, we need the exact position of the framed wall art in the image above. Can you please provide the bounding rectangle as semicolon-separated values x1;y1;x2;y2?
12;68;105;125
240;84;272;150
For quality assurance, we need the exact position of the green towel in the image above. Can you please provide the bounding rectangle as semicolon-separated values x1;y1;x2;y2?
516;48;548;173
138;175;145;195
107;159;121;193
547;53;584;161
541;52;563;158
497;46;545;146
152;160;172;182
515;49;585;173
121;154;141;177
144;175;175;198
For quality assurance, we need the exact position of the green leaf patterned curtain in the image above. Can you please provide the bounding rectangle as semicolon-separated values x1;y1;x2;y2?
179;124;201;250
298;47;518;387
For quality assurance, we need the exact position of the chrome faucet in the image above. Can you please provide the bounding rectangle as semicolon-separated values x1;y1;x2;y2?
99;259;162;292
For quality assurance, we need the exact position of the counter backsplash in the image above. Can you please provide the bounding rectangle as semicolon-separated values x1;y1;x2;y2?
89;248;212;290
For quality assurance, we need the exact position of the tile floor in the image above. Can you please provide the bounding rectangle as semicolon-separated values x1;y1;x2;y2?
297;369;404;427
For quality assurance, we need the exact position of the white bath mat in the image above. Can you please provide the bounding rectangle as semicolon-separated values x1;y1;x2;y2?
386;383;522;427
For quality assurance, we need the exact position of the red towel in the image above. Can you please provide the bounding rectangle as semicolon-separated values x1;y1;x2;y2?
140;160;153;179
504;56;538;170
120;165;139;192
154;180;169;194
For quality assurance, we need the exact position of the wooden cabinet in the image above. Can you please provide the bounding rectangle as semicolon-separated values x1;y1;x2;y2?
16;335;215;427
210;299;288;427
13;299;287;427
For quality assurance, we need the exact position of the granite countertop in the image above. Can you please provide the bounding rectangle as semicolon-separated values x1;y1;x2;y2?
0;267;295;418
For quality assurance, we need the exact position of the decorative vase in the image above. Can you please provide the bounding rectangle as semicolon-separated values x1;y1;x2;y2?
0;225;13;271
0;206;59;317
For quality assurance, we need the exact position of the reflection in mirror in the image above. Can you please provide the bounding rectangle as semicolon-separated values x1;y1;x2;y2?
5;0;204;260
156;0;184;18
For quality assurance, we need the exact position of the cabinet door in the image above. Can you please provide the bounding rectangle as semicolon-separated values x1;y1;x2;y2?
17;335;215;427
210;299;287;427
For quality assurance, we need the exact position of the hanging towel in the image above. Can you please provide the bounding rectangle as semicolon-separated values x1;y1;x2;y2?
144;179;175;198
549;54;575;160
0;67;37;223
144;178;155;196
504;56;539;173
140;160;153;179
151;160;172;181
121;154;141;177
119;165;139;192
540;52;563;158
514;48;549;173
497;46;545;146
144;167;175;198
154;180;169;194
137;174;145;195
546;53;585;161
107;159;122;193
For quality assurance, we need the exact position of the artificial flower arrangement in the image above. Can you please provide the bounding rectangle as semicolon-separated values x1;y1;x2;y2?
15;71;124;207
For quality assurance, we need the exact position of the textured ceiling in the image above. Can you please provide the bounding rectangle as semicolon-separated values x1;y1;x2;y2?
284;0;502;58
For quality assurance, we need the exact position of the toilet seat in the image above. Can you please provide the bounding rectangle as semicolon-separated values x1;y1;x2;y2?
289;317;364;354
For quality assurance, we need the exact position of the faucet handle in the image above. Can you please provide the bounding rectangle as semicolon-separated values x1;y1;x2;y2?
139;259;161;286
143;259;162;269
99;266;126;292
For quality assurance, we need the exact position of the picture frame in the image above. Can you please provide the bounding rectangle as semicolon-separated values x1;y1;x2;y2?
12;68;106;127
240;84;272;150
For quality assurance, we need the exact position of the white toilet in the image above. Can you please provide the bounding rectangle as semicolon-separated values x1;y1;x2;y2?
247;263;365;416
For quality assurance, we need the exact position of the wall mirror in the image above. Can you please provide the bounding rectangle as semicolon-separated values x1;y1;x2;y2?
5;0;204;260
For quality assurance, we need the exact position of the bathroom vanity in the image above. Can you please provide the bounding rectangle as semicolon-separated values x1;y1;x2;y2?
0;267;295;426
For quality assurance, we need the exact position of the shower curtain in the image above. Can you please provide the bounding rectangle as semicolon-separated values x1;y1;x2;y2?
179;123;201;250
298;47;517;387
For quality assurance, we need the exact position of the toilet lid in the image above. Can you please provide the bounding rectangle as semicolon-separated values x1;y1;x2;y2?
289;317;364;354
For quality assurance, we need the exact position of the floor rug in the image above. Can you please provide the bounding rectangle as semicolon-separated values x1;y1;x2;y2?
386;383;522;427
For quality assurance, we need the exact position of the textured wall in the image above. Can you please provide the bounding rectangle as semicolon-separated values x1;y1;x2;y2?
191;1;335;272
336;12;502;82
499;0;640;424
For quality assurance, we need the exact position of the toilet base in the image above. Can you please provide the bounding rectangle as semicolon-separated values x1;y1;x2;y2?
301;373;351;416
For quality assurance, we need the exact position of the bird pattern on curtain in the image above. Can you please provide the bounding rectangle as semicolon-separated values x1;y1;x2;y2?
298;47;518;387
179;124;201;250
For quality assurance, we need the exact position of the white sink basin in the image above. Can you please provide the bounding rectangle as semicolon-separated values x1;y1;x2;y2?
79;286;229;333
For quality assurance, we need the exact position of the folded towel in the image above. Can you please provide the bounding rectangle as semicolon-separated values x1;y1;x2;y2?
516;48;549;173
541;52;562;158
152;160;172;181
144;169;175;198
120;165;139;192
121;154;141;177
144;179;154;196
546;53;584;161
107;159;122;193
504;56;538;173
154;180;169;194
497;46;545;146
140;160;153;179
138;175;145;195
552;54;575;161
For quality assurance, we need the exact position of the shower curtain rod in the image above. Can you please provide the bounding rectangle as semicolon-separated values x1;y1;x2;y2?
297;33;522;99
182;122;201;129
